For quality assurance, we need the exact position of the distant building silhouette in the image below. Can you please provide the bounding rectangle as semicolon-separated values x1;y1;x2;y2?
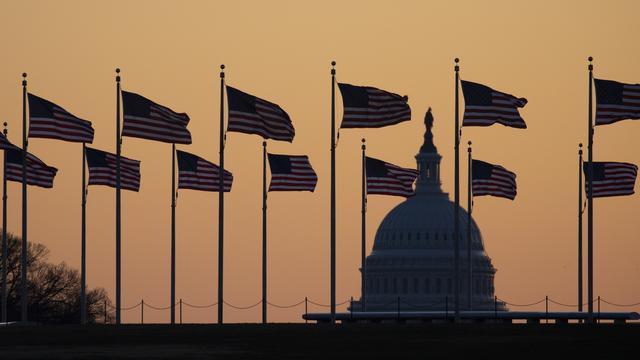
356;109;506;311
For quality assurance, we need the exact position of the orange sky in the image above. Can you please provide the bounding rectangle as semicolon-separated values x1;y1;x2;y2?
1;0;639;323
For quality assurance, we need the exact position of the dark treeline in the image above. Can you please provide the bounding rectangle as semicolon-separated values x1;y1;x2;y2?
1;231;113;323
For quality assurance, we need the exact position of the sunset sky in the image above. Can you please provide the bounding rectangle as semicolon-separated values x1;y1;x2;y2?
1;0;639;323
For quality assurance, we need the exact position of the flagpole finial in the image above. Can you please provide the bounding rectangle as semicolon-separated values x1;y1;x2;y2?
468;141;472;152
579;142;583;155
361;138;366;150
454;58;459;71
588;57;593;71
115;68;121;82
331;61;336;75
22;73;27;86
3;122;7;136
263;140;266;148
220;64;225;78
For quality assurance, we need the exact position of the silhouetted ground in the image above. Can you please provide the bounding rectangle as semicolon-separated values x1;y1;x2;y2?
0;323;637;359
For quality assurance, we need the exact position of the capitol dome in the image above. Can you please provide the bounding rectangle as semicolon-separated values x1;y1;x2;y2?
357;109;506;311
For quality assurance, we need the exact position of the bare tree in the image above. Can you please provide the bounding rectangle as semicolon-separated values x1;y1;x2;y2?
1;231;114;323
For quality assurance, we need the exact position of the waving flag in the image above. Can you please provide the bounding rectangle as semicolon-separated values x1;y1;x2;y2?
594;79;640;126
0;133;17;150
85;147;141;192
338;83;411;129
226;86;295;142
267;154;317;192
461;80;527;129
121;91;191;144
5;148;57;188
584;161;637;198
176;150;232;192
471;159;517;200
27;93;94;143
365;157;418;197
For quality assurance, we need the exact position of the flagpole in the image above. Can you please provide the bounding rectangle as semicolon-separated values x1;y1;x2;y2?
171;143;176;324
262;140;267;324
218;64;225;324
578;143;583;315
467;141;472;311
21;72;28;323
453;58;460;322
587;56;594;323
1;123;8;324
330;60;336;324
81;143;87;324
115;68;122;325
361;138;366;312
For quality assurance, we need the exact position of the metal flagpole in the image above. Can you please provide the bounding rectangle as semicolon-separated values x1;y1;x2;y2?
330;60;336;324
115;68;122;324
262;141;267;324
21;72;28;323
361;138;366;312
453;58;460;322
171;143;176;324
587;57;594;323
218;64;225;324
2;123;8;323
578;143;583;315
81;143;87;324
467;141;472;311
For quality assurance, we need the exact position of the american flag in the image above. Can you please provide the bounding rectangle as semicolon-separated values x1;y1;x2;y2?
27;93;94;143
338;83;411;129
461;80;527;129
471;159;517;200
85;147;141;192
176;150;232;192
5;148;57;188
226;86;295;142
121;91;191;144
267;154;317;192
0;133;17;150
594;79;640;126
365;157;418;197
584;161;637;198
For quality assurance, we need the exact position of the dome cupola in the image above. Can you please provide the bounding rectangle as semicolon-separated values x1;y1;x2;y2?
356;109;505;312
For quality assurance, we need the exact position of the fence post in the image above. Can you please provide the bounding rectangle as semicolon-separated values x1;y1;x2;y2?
545;295;548;324
104;300;107;325
305;297;308;324
350;296;354;320
494;296;497;322
179;299;183;324
445;296;449;321
597;296;601;324
141;299;144;324
396;296;400;322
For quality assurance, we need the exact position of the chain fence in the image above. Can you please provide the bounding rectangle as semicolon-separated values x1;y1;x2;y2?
98;295;640;324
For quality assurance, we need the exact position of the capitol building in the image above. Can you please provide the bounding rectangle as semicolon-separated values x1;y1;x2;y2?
357;110;506;311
